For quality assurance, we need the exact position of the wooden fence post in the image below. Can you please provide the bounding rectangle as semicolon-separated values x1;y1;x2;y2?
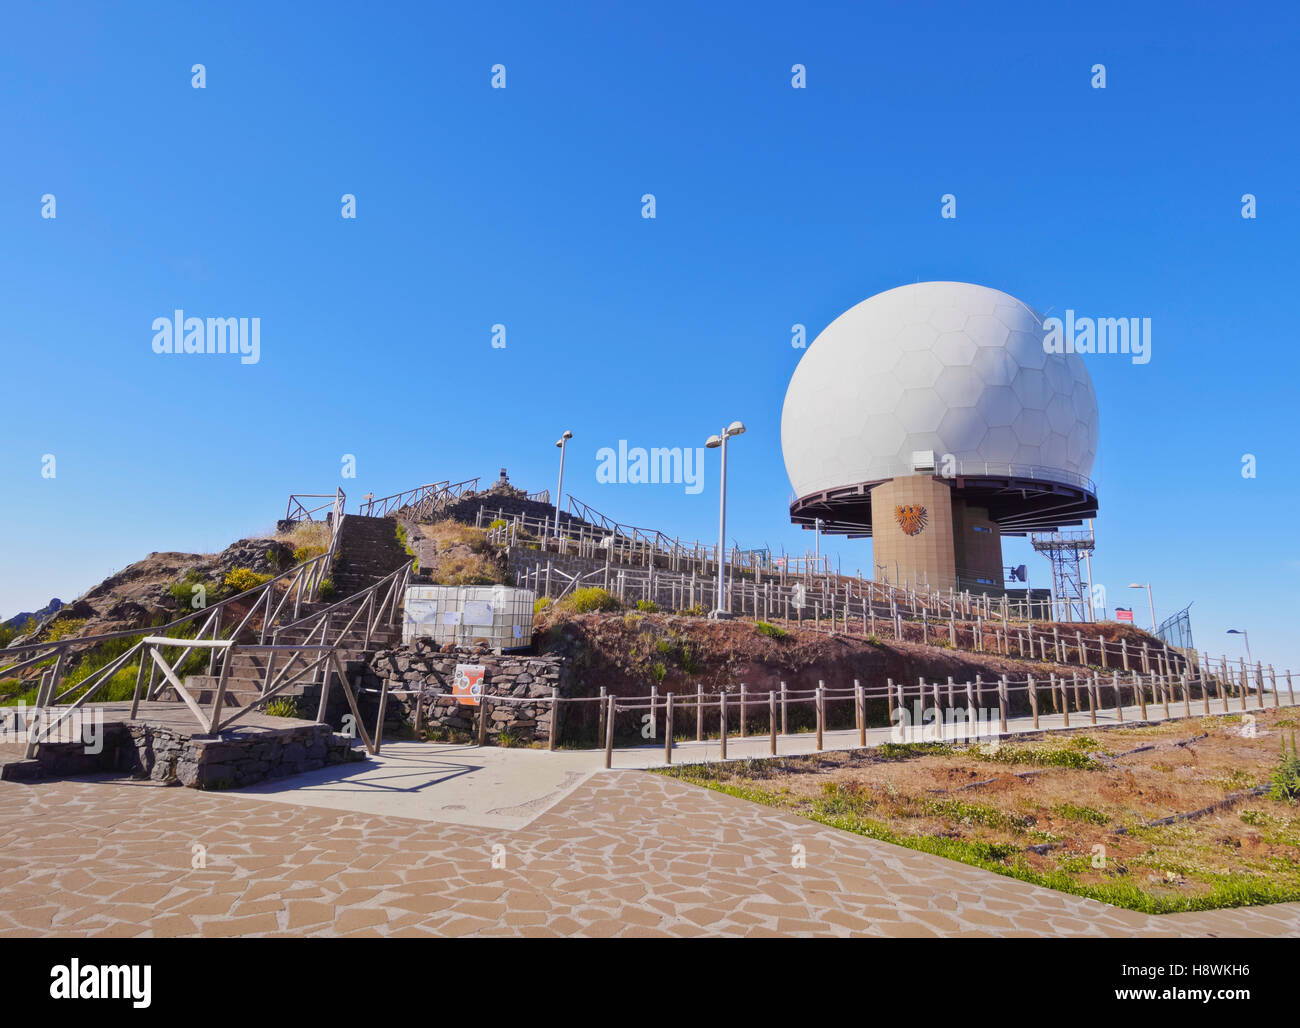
769;691;777;756
739;684;747;738
664;693;674;765
1060;673;1070;727
604;695;615;769
1113;671;1123;722
1135;672;1147;720
547;688;558;751
815;686;824;750
997;676;1007;734
781;682;788;736
696;683;703;741
1088;674;1097;725
855;681;865;746
1028;674;1038;729
720;691;728;760
478;690;489;746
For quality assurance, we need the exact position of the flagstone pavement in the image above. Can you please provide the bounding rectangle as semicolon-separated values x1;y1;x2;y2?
1;770;1297;937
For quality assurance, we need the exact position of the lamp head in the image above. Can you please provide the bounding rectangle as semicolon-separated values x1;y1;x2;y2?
706;435;722;449
1128;583;1144;589
726;420;746;437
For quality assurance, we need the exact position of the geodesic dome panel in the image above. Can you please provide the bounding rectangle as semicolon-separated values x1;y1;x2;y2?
781;282;1098;499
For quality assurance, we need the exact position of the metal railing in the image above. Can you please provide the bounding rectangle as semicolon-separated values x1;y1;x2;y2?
2;552;414;755
789;459;1097;503
284;488;346;524
358;478;480;519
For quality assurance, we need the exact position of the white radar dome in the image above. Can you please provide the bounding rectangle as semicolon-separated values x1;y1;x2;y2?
781;281;1099;499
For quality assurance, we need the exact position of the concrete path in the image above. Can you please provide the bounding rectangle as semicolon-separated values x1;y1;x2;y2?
225;743;595;830
610;693;1279;768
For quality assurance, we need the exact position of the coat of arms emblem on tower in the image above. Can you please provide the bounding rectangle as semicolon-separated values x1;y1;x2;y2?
894;504;928;536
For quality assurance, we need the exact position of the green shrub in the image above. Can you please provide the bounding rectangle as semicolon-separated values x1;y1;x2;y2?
45;617;88;642
292;544;327;564
650;662;667;684
680;644;701;674
496;727;523;748
488;518;508;532
754;621;789;640
560;587;620;614
678;603;707;617
1270;731;1300;804
169;569;209;608
265;697;302;718
224;568;273;593
0;618;34;648
636;599;659;613
534;597;552;615
317;578;336;601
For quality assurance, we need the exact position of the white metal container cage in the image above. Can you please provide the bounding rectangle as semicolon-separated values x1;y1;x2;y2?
402;585;536;652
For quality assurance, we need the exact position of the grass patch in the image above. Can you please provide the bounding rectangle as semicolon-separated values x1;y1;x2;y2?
657;766;1300;914
972;745;1103;770
558;587;620;614
754;621;789;640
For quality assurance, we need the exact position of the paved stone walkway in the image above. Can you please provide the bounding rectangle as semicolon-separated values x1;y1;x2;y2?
1;771;1298;937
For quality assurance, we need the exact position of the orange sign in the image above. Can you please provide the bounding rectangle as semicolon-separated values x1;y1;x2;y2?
451;664;486;706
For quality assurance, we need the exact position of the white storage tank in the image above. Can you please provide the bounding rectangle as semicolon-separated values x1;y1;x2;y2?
402;584;535;652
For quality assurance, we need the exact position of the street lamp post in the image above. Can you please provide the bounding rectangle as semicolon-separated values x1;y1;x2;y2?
1227;628;1254;673
705;421;745;618
553;430;572;539
1128;582;1156;633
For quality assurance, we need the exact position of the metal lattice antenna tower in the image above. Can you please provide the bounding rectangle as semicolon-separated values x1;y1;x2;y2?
1030;527;1096;622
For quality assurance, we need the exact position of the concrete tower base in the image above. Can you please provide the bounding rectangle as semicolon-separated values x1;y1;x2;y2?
871;475;1003;593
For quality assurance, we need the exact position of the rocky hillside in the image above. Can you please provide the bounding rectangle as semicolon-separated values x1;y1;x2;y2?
532;609;1143;743
5;535;300;649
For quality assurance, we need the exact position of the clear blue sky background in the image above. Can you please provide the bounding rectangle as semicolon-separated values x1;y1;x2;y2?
1;1;1296;673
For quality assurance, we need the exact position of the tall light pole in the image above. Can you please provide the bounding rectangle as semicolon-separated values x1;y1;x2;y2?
1128;582;1156;633
553;430;572;539
1227;628;1254;671
705;420;745;618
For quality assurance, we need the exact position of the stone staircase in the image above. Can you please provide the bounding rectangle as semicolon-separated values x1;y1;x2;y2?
331;515;412;596
173;596;403;718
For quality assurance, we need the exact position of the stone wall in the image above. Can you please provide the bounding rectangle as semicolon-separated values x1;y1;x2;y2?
363;642;569;744
124;722;359;789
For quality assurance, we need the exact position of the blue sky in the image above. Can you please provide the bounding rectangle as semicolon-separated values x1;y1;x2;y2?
1;1;1297;673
